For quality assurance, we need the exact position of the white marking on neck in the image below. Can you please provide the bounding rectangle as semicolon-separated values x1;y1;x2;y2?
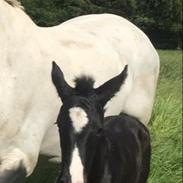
70;146;84;183
69;107;88;133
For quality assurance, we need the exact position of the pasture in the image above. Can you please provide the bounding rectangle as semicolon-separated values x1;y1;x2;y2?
148;50;182;183
26;50;182;183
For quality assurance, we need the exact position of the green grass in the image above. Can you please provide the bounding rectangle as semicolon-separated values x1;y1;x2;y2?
148;50;182;183
26;50;182;183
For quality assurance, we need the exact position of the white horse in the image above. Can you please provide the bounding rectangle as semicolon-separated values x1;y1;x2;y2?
0;0;159;182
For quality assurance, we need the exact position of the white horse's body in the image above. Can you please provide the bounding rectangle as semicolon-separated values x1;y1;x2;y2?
0;0;159;180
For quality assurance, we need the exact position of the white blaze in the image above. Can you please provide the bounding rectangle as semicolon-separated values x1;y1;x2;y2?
70;146;84;183
69;107;88;133
69;107;88;182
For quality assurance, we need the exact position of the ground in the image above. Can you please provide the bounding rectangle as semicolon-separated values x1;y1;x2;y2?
26;50;182;183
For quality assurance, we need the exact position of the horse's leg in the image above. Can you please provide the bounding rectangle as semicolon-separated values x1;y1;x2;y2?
0;115;52;182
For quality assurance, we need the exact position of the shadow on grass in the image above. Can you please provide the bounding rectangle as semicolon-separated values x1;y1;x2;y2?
26;155;59;183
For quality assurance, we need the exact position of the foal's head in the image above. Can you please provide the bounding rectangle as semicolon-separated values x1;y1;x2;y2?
52;61;127;132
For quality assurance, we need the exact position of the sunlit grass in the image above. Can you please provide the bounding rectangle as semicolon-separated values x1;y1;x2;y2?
148;50;182;183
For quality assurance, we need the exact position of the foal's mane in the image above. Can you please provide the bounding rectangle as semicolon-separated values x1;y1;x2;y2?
4;0;23;9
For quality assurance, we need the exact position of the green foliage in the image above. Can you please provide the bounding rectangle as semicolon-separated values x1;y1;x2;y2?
134;0;182;49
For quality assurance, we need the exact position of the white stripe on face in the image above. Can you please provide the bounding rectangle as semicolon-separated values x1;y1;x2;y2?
69;107;88;133
70;146;84;183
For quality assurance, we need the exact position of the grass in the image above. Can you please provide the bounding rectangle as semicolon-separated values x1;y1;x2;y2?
148;50;182;183
26;50;182;183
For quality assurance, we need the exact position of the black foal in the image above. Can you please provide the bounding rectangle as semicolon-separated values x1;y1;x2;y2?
52;62;151;183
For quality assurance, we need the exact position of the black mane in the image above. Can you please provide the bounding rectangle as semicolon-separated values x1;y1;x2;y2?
74;76;95;96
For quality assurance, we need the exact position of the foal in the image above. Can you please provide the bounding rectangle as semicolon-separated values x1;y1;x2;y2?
52;62;151;183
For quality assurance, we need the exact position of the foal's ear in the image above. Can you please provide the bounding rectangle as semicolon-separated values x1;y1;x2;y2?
95;65;128;107
51;61;73;102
